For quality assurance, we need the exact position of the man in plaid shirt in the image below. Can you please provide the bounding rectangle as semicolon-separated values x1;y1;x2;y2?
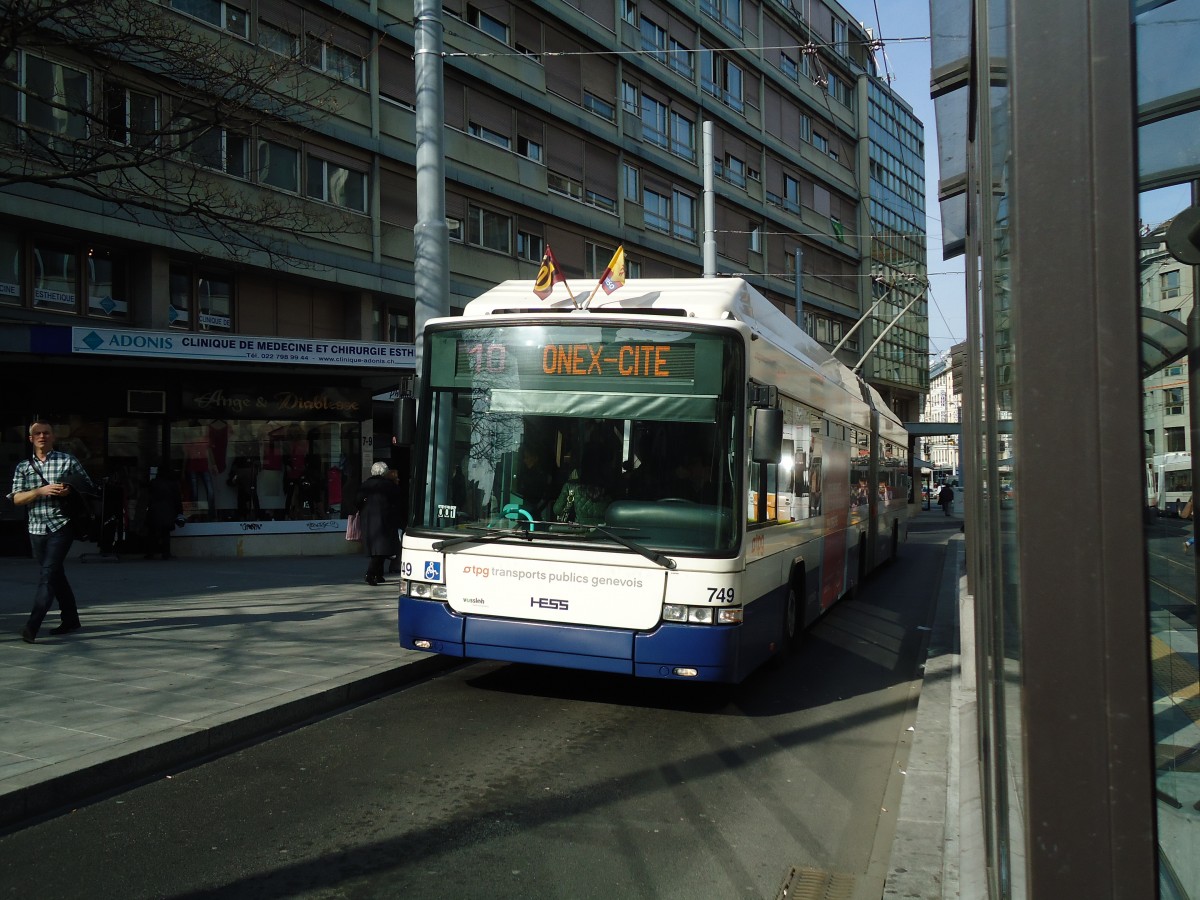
10;420;95;643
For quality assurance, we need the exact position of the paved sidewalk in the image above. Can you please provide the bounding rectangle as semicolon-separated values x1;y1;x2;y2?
0;552;450;829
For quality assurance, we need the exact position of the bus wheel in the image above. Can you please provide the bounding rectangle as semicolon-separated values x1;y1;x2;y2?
783;573;802;651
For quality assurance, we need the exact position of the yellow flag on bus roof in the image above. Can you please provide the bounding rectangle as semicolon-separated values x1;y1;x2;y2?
599;246;626;295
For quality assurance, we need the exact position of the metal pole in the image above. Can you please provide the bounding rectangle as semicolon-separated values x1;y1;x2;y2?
413;0;449;386
794;246;804;328
703;121;716;277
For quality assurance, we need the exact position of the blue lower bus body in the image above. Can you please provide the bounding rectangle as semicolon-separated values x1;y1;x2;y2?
399;585;788;684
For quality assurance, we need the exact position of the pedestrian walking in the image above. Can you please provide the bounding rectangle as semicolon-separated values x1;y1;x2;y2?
144;464;183;560
11;420;96;643
1182;495;1194;554
938;483;955;517
357;461;404;585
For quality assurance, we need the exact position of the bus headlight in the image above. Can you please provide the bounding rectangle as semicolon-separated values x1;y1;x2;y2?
401;579;447;601
662;604;742;624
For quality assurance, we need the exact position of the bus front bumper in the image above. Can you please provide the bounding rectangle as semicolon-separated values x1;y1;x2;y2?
399;596;743;682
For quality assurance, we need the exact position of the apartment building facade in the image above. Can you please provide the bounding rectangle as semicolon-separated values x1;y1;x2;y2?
0;0;925;555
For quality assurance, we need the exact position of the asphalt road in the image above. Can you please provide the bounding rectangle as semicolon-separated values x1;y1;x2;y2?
0;532;948;900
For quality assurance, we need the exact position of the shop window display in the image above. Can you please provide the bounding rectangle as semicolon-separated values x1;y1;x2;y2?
168;418;359;522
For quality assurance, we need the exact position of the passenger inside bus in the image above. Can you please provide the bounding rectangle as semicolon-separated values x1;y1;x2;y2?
552;443;613;525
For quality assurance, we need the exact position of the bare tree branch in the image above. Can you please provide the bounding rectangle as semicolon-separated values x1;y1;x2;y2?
0;0;369;264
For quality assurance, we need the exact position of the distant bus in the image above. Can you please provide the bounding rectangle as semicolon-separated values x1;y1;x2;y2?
397;278;911;683
1147;452;1191;516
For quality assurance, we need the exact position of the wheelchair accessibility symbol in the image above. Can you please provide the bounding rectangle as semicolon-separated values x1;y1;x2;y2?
424;561;442;581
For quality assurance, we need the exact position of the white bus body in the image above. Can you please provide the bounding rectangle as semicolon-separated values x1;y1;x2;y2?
398;278;911;682
1147;452;1191;516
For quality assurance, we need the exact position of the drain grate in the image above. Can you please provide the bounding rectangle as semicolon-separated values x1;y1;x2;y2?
775;866;857;900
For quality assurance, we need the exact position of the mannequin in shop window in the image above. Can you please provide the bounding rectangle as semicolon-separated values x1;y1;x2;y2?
227;453;260;518
182;422;216;520
283;424;309;518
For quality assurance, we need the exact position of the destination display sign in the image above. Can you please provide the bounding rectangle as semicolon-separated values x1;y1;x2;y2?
454;339;696;383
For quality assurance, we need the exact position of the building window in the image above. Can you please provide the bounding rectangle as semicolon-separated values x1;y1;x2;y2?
621;0;638;25
672;190;696;242
640;95;669;148
447;216;463;242
86;248;129;319
813;132;829;153
669;38;693;79
32;240;78;312
834;19;848;56
583;92;616;121
0;230;20;304
749;222;762;254
585;242;616;278
169;0;248;37
640;17;667;64
469;122;511;150
623;163;640;200
1161;269;1181;299
258;140;299;192
783;174;801;213
622;81;640;114
183;120;249;178
670;110;695;161
104;85;157;148
701;49;744;111
305;37;365;87
1165;387;1185;416
517;230;543;262
517;135;542;162
258;21;298;56
547;171;584;202
699;0;741;35
781;53;799;82
720;153;747;187
197;272;233;331
306;155;367;211
1165;425;1186;452
3;53;90;150
373;305;411;342
169;264;233;332
644;189;669;233
468;6;509;43
467;204;512;254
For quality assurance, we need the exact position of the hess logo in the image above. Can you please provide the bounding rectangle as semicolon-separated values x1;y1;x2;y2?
531;597;569;610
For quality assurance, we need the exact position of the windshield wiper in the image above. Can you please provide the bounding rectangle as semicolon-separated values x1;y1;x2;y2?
433;522;675;570
581;524;677;570
432;526;534;552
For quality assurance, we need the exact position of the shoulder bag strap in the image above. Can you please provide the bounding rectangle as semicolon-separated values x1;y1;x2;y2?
28;456;51;486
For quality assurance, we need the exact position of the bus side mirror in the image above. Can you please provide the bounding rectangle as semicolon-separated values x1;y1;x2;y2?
752;408;784;463
394;396;416;446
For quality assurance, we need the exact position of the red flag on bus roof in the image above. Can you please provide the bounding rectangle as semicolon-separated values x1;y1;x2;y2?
533;246;567;300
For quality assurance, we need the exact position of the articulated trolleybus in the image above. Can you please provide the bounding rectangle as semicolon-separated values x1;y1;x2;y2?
398;278;910;683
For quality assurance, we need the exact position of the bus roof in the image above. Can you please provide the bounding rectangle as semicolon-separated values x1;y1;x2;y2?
456;277;902;430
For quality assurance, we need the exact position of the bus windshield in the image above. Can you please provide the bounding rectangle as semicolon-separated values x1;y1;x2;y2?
412;322;741;554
